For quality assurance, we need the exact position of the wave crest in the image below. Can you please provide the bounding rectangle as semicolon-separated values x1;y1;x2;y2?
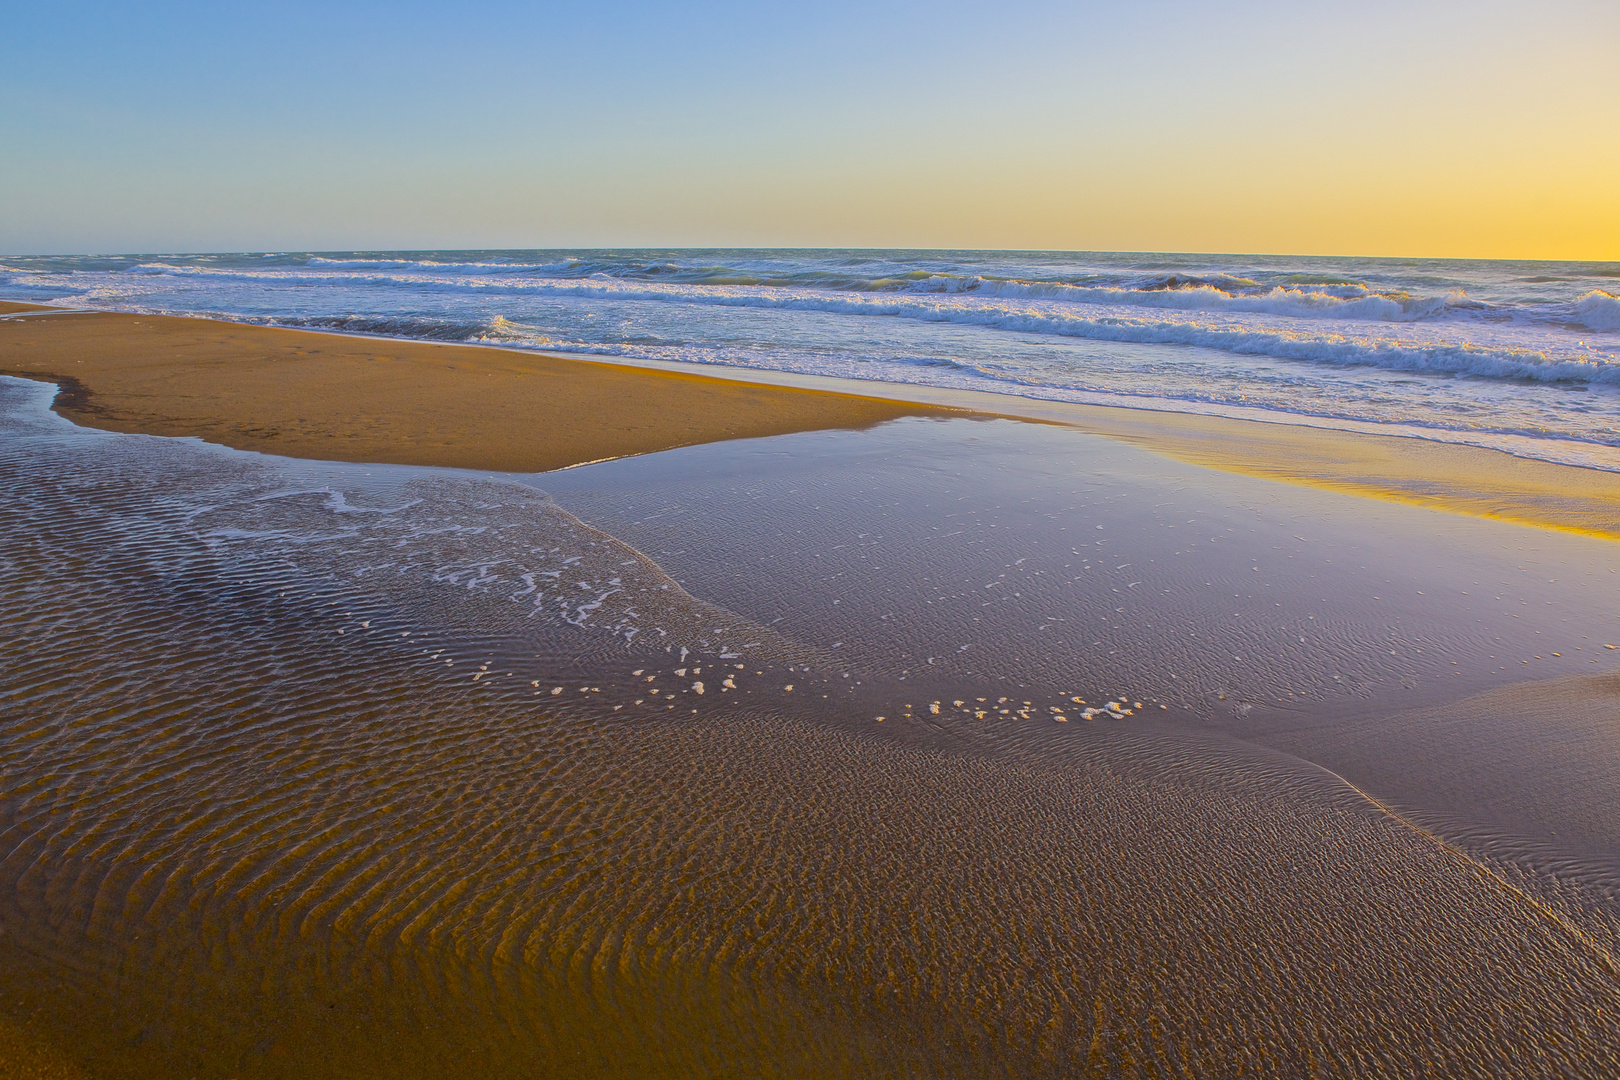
1576;290;1620;332
268;313;524;343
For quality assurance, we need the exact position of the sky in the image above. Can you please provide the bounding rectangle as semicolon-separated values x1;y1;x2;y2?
2;0;1616;259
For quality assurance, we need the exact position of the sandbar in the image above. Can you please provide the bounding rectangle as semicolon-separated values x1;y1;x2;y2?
0;303;961;473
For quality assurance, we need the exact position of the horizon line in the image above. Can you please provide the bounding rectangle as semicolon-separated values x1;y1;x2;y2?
5;245;1618;266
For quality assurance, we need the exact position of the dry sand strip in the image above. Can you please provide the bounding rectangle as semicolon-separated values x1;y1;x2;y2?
0;303;963;473
4;301;1620;540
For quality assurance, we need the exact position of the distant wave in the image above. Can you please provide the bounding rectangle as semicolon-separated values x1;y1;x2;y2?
1576;290;1620;332
116;259;1496;324
302;256;583;276
304;257;421;270
962;278;1477;321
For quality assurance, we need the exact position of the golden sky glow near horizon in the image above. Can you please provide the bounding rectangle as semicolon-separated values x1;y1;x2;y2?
2;1;1616;259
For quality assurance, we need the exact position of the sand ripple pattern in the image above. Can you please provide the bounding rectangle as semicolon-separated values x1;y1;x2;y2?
5;379;1620;1076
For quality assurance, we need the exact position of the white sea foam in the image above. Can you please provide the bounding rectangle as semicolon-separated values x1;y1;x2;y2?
305;257;421;270
1576;290;1620;332
898;277;1477;322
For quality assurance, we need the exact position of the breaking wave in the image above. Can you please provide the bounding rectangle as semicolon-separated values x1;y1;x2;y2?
246;278;1608;387
261;312;527;343
116;258;1486;323
1576;290;1620;332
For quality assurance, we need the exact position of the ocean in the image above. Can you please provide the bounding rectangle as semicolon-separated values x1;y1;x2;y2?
4;248;1618;469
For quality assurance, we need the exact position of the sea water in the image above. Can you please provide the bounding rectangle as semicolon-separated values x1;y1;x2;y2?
4;248;1618;468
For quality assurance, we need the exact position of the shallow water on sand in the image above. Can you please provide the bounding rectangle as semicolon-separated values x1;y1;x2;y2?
5;377;1620;1077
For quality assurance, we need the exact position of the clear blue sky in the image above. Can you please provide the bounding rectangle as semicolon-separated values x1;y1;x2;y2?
3;1;1616;257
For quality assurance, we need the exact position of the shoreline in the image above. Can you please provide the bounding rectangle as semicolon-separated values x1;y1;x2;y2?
4;300;1619;540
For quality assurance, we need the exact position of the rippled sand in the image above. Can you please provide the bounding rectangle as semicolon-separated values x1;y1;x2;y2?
5;378;1620;1076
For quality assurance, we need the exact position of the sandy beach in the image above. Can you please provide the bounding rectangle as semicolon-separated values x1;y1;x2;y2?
4;308;1620;1076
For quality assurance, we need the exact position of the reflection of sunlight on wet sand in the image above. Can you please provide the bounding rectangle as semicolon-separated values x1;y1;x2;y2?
1095;411;1620;542
773;384;1620;542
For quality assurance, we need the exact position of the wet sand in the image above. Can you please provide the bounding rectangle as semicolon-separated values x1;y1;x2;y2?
5;311;1620;1075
